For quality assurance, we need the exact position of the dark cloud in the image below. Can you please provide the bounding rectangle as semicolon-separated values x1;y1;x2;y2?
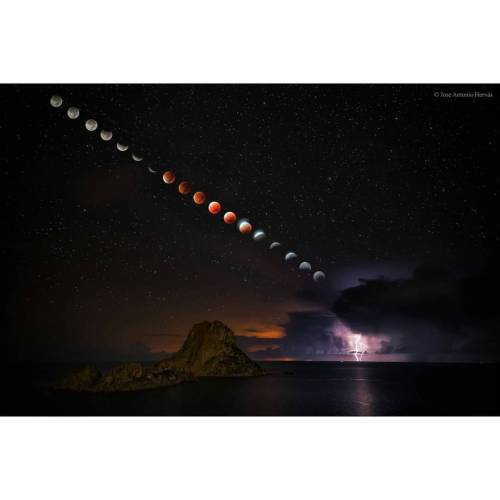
332;264;500;359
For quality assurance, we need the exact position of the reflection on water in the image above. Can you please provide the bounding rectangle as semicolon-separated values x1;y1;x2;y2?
5;361;500;416
351;366;374;416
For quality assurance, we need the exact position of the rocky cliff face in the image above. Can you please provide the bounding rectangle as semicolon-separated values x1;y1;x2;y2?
56;320;264;391
56;362;191;392
161;320;265;377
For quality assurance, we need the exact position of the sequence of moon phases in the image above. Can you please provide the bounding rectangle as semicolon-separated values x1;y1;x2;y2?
178;181;191;195
100;130;112;141
193;191;206;204
50;95;63;108
238;219;252;234
253;229;266;241
48;95;325;285
223;211;236;224
67;107;80;119
313;271;326;282
85;119;98;131
162;170;176;184
208;201;221;214
299;261;312;271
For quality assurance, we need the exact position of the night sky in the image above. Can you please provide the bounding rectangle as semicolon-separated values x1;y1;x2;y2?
3;84;499;363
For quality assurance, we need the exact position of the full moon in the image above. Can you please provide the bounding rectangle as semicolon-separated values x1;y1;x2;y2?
223;212;236;224
100;130;112;141
50;95;63;108
313;271;326;282
67;107;80;119
193;191;206;204
178;181;191;195
162;171;176;184
208;201;221;214
85;119;98;131
117;143;128;152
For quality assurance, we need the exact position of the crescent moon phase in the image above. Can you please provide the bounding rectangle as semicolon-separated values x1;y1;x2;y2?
252;229;266;241
148;167;158;174
299;261;312;271
50;95;63;108
117;143;129;152
67;107;80;119
132;154;143;162
269;242;281;250
285;252;297;261
85;119;98;131
313;271;326;282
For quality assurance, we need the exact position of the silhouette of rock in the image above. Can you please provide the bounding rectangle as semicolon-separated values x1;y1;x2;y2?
162;320;265;376
56;362;191;392
56;320;264;391
57;365;102;391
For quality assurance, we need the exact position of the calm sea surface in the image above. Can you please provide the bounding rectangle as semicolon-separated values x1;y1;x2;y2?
2;361;500;416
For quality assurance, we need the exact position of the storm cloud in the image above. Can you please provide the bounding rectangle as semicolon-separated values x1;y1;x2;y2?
332;264;500;360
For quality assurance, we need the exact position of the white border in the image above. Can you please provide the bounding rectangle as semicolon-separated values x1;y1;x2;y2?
1;1;499;498
1;0;499;83
0;417;498;500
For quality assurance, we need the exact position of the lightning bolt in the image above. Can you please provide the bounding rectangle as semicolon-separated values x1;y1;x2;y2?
353;335;365;362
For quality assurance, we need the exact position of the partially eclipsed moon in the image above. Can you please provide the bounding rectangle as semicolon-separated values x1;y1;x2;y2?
239;222;252;234
299;261;312;271
132;154;143;162
100;130;112;141
162;171;175;184
117;143;128;151
269;242;281;250
313;271;326;282
285;252;297;261
148;167;157;174
252;230;266;241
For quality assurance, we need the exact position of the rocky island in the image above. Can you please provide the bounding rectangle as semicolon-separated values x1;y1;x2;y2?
57;320;265;392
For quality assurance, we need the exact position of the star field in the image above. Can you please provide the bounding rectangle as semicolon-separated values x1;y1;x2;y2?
2;84;499;360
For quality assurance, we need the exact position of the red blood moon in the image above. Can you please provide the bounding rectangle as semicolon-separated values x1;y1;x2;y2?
223;211;237;224
239;221;252;234
208;201;221;214
178;181;191;195
162;170;176;184
193;191;206;205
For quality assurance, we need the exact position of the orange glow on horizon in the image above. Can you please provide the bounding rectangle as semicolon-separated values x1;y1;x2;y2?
246;344;280;353
237;329;285;339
